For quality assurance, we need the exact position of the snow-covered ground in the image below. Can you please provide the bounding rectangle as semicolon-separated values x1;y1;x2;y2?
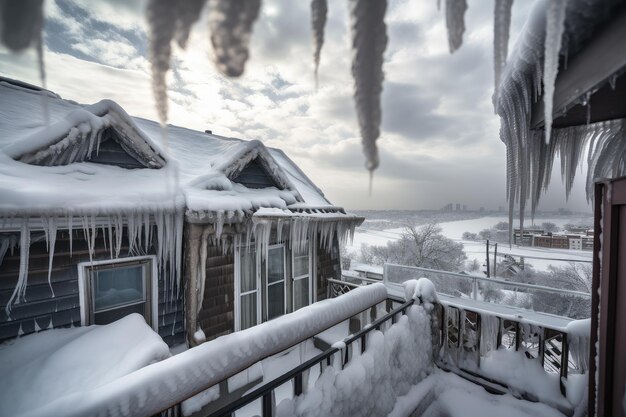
0;314;170;416
346;215;592;272
389;370;567;417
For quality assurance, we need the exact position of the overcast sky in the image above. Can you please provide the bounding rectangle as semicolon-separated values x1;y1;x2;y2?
0;0;592;213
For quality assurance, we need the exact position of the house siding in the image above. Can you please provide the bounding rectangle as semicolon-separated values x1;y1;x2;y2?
198;244;235;342
0;228;185;347
316;235;341;301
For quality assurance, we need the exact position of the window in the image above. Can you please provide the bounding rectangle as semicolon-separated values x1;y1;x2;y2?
292;244;311;311
79;257;156;329
266;245;286;320
239;247;259;330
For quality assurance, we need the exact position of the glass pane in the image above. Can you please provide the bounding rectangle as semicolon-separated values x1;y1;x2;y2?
94;265;144;311
241;292;257;330
267;282;285;320
293;247;309;277
240;248;257;293
94;302;145;325
268;247;284;284
293;277;309;311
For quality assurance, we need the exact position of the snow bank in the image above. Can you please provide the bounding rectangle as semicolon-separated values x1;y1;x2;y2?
0;314;170;416
274;304;433;417
390;370;566;417
404;277;438;309
22;284;387;417
480;348;571;410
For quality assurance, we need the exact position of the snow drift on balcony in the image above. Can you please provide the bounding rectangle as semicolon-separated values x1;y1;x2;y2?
274;303;433;417
0;314;170;416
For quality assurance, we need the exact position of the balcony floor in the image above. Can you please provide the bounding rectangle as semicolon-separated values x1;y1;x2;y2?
390;370;567;417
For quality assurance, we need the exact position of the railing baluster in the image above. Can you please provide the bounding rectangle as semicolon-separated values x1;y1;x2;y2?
361;333;367;353
262;391;273;417
294;372;303;396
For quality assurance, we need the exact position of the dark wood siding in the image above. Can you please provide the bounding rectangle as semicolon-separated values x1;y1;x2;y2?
231;158;281;189
87;129;147;169
316;235;341;302
198;244;235;342
0;228;184;347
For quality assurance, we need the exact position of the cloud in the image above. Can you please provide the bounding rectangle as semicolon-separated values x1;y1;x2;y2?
0;0;591;213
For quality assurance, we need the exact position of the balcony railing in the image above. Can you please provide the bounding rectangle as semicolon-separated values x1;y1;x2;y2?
205;297;414;417
331;263;591;414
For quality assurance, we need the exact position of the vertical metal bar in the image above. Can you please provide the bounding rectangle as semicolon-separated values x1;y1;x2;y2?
294;373;303;396
262;392;273;417
496;317;502;349
486;239;491;278
361;333;367;353
560;333;569;396
515;321;520;351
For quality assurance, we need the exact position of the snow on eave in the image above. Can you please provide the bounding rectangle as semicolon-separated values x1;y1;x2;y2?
270;148;331;205
3;99;167;168
214;139;304;202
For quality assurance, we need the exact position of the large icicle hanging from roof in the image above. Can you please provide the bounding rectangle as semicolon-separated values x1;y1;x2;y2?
147;0;178;126
349;0;388;174
208;0;262;77
0;0;43;51
444;0;468;53
146;0;207;125
542;0;568;144
493;0;514;95
311;0;328;89
6;221;30;315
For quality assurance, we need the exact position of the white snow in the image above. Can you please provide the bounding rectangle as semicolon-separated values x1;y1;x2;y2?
274;303;433;417
480;348;571;410
0;314;170;416
390;370;567;417
19;284;387;417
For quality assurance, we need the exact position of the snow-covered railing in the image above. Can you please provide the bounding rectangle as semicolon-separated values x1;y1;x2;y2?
384;263;591;319
434;300;590;414
205;297;416;417
28;284;388;417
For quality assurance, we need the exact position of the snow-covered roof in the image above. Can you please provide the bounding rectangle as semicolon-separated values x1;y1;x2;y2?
0;78;344;220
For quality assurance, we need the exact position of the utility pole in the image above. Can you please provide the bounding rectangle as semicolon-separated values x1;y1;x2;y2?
486;239;490;278
493;243;498;277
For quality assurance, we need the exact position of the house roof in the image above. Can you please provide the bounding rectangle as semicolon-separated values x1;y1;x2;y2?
0;78;345;221
494;0;625;234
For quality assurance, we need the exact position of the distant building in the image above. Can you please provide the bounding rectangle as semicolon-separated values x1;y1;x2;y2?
456;203;461;211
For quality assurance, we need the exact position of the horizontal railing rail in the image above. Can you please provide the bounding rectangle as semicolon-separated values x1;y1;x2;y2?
207;298;415;417
383;263;591;298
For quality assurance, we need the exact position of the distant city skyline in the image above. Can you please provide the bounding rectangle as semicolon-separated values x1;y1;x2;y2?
0;0;592;212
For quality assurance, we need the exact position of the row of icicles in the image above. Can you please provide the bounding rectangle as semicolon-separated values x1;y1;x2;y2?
1;0;525;185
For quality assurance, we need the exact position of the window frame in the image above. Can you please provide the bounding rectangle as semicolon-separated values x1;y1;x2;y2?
78;255;158;331
234;245;262;331
265;243;287;321
291;241;312;311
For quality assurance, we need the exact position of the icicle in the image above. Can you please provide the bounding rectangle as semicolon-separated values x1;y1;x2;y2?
42;216;57;297
444;0;467;54
146;0;175;125
198;226;210;317
493;0;514;95
349;0;388;174
207;0;261;77
543;0;568;144
0;0;44;52
6;221;30;315
311;0;328;89
609;74;618;90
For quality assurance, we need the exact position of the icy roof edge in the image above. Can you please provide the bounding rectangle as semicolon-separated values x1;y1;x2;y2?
3;98;167;168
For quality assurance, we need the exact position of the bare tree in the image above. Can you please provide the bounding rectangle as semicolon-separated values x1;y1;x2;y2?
358;223;466;272
541;221;559;233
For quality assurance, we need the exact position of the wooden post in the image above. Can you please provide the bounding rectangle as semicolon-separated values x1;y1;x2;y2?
486;239;491;278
